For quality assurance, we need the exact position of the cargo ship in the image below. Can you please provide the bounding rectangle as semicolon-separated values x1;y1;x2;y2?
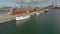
46;5;54;8
54;4;60;9
45;1;60;9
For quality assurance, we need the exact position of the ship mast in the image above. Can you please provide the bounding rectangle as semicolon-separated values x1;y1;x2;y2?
20;0;23;8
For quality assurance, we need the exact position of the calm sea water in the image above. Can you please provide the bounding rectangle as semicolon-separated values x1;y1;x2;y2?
0;20;17;34
1;8;60;34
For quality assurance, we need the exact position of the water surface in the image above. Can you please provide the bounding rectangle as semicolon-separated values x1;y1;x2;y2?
0;8;60;34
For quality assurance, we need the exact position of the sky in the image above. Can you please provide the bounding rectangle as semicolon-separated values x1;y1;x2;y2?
0;0;20;7
0;0;60;7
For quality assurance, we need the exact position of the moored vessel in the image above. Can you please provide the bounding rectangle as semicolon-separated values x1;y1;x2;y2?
44;9;48;12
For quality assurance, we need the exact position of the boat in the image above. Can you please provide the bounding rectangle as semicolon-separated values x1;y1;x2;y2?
35;12;40;16
53;0;60;9
54;5;60;9
44;9;48;12
34;8;43;16
46;5;54;8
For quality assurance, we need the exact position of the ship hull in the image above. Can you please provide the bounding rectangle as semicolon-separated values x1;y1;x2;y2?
54;7;60;9
16;15;30;20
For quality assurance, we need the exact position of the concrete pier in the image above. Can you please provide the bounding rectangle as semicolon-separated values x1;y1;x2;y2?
0;14;15;23
28;10;45;16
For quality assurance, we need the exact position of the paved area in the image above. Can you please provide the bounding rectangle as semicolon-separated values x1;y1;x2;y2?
0;14;15;23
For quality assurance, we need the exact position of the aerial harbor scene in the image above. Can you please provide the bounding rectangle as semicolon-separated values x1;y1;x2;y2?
0;0;60;34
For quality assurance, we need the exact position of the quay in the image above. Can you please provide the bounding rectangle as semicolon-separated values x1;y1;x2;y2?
0;14;15;23
28;10;45;16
